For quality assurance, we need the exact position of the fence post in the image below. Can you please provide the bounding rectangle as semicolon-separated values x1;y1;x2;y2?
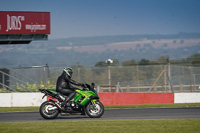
167;57;172;92
97;85;100;93
153;84;157;92
116;82;120;92
180;84;183;92
127;85;130;92
2;73;5;86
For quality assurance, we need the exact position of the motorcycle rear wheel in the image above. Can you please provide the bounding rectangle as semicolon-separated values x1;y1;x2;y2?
40;101;59;119
85;100;104;118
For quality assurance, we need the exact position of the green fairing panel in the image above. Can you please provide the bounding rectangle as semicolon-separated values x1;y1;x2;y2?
76;90;98;97
49;90;58;94
74;94;82;102
75;90;99;105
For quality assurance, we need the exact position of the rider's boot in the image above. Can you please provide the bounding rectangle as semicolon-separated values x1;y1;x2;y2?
63;92;76;107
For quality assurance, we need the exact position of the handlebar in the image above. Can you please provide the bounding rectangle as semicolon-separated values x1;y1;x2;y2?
81;83;91;90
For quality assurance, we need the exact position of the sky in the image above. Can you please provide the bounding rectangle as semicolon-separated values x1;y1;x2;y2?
1;0;200;39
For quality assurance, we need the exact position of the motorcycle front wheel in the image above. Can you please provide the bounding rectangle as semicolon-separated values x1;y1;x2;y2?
85;100;104;118
39;101;59;119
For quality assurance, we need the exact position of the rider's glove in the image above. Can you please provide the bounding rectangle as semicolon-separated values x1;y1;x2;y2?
80;83;85;87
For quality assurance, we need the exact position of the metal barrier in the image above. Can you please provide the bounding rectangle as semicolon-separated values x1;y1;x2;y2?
69;65;200;93
0;65;48;92
1;65;200;93
95;84;200;93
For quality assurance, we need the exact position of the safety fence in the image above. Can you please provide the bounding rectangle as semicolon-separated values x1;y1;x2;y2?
70;65;200;93
96;84;200;93
0;65;49;92
0;65;200;93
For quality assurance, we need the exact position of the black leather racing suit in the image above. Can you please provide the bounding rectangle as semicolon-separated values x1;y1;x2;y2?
56;72;82;96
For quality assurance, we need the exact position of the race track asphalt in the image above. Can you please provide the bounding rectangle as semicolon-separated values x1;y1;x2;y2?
0;107;200;123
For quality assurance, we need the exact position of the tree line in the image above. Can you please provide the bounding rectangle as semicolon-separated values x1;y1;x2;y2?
95;54;200;67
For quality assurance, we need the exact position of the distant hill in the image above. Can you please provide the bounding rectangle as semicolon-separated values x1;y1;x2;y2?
0;33;200;67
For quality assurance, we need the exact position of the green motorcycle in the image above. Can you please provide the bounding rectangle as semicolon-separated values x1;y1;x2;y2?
39;83;104;119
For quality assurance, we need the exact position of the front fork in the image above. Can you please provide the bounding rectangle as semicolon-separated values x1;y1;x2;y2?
91;99;97;109
91;99;98;107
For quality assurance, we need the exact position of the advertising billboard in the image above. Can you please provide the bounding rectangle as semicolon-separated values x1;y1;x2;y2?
0;11;50;34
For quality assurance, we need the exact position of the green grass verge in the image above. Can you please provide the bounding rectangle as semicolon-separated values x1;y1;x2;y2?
0;119;200;133
104;103;200;109
0;107;40;112
0;103;200;112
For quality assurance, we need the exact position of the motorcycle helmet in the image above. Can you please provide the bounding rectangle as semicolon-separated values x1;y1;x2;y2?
63;67;73;78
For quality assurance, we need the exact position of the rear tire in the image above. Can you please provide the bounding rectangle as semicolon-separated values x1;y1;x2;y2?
85;100;104;118
40;101;59;119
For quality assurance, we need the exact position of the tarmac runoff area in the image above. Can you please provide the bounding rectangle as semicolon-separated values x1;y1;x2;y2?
0;107;200;122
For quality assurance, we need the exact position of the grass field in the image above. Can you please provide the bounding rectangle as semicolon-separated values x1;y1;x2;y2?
0;119;200;133
1;103;199;133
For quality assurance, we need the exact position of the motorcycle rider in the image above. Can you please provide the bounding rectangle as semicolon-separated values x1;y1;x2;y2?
56;67;84;107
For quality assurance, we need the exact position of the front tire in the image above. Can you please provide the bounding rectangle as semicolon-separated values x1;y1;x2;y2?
40;101;59;119
85;100;104;118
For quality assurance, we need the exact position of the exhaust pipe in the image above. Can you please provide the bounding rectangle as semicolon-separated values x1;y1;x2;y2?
54;102;62;110
48;106;58;111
